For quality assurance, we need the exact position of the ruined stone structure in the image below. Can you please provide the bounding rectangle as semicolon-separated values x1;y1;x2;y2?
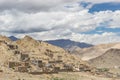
8;62;21;68
7;49;91;74
14;50;21;55
17;66;28;72
20;53;29;62
7;44;18;50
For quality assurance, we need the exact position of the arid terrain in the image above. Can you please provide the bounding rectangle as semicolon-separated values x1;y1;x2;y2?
0;35;120;80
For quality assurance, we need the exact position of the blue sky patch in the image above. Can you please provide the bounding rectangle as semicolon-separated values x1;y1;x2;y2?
89;2;120;13
82;27;120;34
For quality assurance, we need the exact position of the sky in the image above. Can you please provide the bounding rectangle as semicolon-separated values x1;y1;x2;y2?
0;0;120;44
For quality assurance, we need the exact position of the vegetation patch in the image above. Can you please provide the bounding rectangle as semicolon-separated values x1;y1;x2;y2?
97;68;109;72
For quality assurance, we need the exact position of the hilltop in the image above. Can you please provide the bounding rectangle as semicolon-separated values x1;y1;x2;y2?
0;35;96;79
0;35;12;42
15;35;86;65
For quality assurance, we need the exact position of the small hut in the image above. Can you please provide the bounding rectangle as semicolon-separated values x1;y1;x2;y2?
21;62;30;67
8;61;21;68
57;55;62;60
31;59;44;68
17;66;28;72
14;50;21;55
7;44;18;49
63;64;73;71
20;53;29;61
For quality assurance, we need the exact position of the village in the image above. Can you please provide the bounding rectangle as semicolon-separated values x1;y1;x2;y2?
5;41;91;75
7;51;91;74
0;39;120;79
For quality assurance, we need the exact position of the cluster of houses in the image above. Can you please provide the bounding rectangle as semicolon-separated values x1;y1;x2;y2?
0;40;92;74
7;45;92;74
1;40;119;78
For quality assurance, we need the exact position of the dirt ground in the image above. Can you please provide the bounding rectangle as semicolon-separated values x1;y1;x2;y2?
0;72;120;80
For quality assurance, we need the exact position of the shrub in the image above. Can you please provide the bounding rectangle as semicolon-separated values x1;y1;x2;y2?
97;68;109;72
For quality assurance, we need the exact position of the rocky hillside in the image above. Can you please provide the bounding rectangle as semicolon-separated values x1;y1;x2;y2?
15;36;85;64
89;48;120;68
74;43;120;61
0;35;13;63
0;35;12;42
0;35;120;79
0;35;91;73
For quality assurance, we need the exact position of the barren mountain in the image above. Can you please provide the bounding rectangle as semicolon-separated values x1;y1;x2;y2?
0;35;90;75
15;36;86;65
9;36;18;41
0;36;91;80
0;36;119;80
74;42;120;61
46;39;93;52
0;35;120;80
89;48;120;68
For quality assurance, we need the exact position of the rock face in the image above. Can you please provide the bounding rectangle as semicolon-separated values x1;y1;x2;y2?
89;48;120;68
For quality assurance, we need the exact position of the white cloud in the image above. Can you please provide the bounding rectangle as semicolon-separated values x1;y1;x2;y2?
0;10;120;44
0;9;96;33
94;10;120;28
70;32;120;44
0;0;119;13
0;0;120;44
0;0;81;12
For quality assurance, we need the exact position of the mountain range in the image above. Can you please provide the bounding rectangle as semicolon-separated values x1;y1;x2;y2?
46;39;93;50
8;35;120;69
0;35;120;79
9;36;93;51
9;36;18;41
